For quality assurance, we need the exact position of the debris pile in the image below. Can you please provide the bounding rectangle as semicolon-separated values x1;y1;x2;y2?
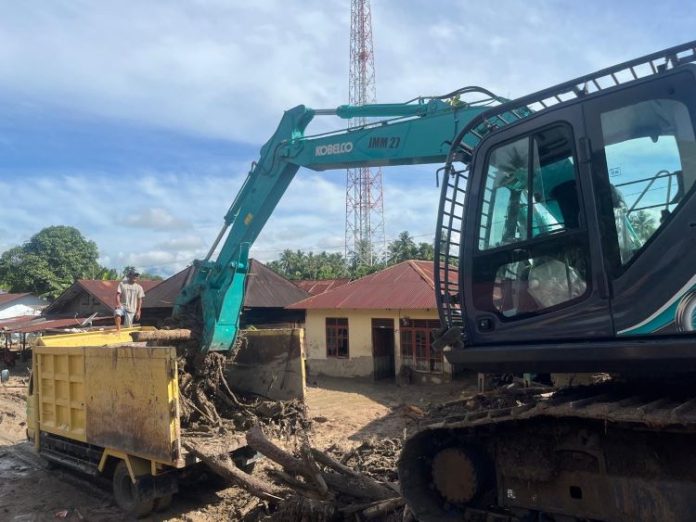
178;352;307;440
187;424;407;521
156;337;411;520
325;437;402;484
425;386;541;423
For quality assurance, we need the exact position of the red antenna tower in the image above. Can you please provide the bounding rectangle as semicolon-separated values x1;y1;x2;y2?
345;0;385;267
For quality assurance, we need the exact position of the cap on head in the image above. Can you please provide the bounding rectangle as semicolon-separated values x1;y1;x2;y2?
127;269;140;278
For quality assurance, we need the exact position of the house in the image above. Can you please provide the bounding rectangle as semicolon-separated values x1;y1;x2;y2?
44;279;161;318
140;266;195;324
141;259;310;327
287;260;454;383
294;278;351;296
0;293;46;319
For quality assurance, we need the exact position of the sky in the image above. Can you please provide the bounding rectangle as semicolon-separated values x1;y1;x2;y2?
0;0;694;277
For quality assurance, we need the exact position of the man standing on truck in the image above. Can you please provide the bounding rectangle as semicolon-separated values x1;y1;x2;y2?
114;270;145;331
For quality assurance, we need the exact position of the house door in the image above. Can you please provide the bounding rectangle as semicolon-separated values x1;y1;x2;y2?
372;318;395;380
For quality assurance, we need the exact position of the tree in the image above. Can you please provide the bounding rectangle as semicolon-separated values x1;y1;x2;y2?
95;267;120;280
387;231;417;264
628;210;657;243
347;239;385;278
121;265;163;281
0;226;100;298
268;250;349;280
387;231;434;264
416;241;434;261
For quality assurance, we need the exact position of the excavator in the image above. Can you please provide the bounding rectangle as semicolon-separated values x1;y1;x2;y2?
174;40;696;521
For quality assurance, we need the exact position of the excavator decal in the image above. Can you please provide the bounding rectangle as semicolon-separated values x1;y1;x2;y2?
618;275;696;335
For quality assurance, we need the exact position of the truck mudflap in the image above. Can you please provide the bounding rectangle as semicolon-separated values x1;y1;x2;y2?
135;470;179;501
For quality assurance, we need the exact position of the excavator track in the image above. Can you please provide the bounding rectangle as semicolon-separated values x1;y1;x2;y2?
399;381;696;522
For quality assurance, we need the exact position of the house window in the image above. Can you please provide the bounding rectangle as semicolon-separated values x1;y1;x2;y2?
400;319;442;372
326;318;349;358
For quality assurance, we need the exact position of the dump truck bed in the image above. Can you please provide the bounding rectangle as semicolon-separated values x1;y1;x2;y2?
33;344;183;467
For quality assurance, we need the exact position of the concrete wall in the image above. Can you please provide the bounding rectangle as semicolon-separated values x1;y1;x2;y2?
225;328;305;401
304;308;453;380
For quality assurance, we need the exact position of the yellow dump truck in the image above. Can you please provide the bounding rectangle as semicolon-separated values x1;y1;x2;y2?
26;334;250;517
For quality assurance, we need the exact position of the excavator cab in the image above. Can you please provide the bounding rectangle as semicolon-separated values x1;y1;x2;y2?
438;57;696;374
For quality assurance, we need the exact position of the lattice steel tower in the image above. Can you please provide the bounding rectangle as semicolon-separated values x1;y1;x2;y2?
345;0;385;266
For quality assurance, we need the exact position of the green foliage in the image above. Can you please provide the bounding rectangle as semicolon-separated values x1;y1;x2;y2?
95;267;120;280
628;210;657;243
267;231;435;281
121;265;163;281
0;226;100;298
387;231;434;264
268;250;349;280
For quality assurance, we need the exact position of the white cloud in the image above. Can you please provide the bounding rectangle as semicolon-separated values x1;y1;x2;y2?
0;1;690;145
124;208;189;230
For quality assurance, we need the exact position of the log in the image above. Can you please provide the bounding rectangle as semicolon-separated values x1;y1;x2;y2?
237;498;261;519
362;497;406;519
310;448;362;478
183;441;286;501
300;439;329;497
268;470;327;501
246;425;307;475
130;329;192;342
246;425;395;501
312;447;398;499
322;472;395;501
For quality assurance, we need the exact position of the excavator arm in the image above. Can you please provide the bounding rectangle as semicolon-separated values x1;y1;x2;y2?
173;87;504;352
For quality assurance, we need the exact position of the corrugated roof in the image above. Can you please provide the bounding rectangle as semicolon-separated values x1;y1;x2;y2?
244;259;311;308
142;266;195;309
0;315;38;330
0;293;31;306
142;260;310;310
11;316;113;334
287;260;448;310
294;279;351;296
45;279;161;314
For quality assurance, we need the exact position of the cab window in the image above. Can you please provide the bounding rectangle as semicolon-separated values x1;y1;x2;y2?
599;98;696;264
476;124;589;319
479;125;580;250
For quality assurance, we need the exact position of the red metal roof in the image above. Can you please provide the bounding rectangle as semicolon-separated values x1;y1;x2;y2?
244;259;311;308
287;260;448;310
0;315;38;330
45;279;161;314
0;293;31;306
10;316;113;334
78;280;160;310
143;260;310;309
294;279;351;296
142;266;194;309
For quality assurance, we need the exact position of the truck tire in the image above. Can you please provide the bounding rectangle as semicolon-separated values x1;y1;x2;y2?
153;493;173;512
112;461;155;518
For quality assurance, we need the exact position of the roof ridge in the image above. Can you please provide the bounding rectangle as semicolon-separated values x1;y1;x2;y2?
408;260;434;290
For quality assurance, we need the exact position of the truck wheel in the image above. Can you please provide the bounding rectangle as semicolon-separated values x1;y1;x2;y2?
112;461;155;518
153;493;173;512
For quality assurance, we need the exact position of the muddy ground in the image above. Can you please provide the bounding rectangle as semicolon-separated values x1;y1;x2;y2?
0;361;474;521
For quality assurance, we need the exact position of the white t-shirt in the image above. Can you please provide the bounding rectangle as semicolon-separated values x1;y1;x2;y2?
118;282;145;312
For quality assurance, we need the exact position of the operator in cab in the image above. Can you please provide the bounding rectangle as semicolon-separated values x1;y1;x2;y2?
114;269;145;331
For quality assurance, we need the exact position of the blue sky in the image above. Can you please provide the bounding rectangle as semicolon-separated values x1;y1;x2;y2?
1;0;694;276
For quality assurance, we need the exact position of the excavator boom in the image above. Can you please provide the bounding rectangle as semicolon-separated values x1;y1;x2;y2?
174;88;504;352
